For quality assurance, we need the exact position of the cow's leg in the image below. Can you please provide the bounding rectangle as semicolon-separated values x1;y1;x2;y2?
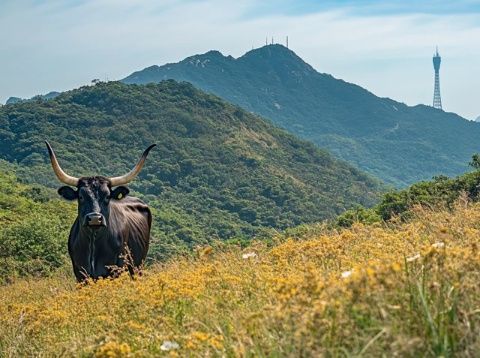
73;264;89;282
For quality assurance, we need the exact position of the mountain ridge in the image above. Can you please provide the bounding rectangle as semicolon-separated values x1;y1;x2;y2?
123;44;480;187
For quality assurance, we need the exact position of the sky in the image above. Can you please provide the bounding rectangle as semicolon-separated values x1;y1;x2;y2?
1;0;479;119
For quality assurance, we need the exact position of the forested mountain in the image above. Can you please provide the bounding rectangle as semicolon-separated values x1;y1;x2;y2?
0;81;380;249
123;44;480;187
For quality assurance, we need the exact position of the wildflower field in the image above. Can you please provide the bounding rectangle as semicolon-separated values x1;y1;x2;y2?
1;202;480;357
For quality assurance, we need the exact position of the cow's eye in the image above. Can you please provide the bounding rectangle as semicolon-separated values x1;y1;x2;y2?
79;195;84;202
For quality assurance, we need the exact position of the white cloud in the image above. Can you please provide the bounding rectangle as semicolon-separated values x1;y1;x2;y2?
0;0;479;118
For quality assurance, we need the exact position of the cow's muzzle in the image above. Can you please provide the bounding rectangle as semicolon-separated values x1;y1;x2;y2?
85;212;107;227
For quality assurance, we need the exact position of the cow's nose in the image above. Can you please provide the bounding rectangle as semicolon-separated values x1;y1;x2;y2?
85;212;106;227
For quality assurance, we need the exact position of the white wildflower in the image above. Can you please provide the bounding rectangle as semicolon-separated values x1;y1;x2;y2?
341;270;353;278
406;253;421;262
432;242;445;249
160;341;179;351
242;252;257;259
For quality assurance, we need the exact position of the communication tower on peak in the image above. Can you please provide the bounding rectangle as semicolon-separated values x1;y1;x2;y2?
432;47;442;110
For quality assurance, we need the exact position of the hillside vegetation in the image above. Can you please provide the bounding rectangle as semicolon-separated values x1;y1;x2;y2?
0;161;75;283
1;200;479;356
124;44;480;187
0;81;380;250
335;161;480;228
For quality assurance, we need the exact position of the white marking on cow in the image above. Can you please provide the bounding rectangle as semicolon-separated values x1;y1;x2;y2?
89;231;97;275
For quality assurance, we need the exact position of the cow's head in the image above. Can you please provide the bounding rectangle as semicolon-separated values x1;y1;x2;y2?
45;141;155;229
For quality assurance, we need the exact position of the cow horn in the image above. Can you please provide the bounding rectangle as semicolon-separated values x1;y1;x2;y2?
109;144;156;187
45;141;79;187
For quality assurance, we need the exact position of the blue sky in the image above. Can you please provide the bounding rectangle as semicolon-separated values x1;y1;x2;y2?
249;0;480;16
1;0;479;119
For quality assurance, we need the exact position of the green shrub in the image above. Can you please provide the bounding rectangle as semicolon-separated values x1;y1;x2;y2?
335;206;381;227
0;213;69;283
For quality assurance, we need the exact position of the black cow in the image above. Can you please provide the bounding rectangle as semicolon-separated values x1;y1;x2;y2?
45;141;155;281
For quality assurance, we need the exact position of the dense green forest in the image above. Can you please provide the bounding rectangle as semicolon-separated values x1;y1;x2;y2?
0;81;381;252
123;44;480;187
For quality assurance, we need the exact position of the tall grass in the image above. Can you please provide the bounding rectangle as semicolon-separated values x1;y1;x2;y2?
1;202;480;356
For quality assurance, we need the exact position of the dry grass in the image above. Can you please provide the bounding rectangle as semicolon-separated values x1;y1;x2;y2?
1;202;480;357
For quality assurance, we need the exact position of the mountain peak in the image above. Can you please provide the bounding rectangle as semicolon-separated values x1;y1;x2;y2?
238;44;315;74
241;44;302;61
244;44;293;55
185;50;226;61
177;50;234;69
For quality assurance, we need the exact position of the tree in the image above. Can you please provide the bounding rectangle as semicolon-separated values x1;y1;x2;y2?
469;154;480;170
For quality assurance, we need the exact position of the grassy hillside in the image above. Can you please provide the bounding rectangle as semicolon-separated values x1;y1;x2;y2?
0;81;380;251
123;44;480;187
1;201;479;356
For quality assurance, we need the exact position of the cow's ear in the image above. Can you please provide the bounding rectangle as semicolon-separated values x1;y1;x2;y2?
111;186;129;200
58;186;78;201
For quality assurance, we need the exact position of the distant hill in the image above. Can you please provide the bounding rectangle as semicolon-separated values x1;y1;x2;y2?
0;81;380;251
123;44;480;187
5;97;24;105
5;91;60;105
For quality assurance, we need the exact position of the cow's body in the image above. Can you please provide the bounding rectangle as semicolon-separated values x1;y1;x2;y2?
68;195;151;281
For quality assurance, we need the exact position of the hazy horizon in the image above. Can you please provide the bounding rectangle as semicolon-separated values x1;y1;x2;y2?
1;0;479;119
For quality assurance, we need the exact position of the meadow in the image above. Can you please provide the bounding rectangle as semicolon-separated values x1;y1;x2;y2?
1;199;479;357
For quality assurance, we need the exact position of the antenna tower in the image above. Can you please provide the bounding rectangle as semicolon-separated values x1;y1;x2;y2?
432;47;442;110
